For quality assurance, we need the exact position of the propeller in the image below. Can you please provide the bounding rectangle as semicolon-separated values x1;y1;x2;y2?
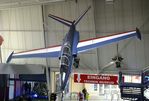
99;43;124;73
112;43;124;68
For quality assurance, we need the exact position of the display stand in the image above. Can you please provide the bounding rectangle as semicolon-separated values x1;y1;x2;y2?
119;69;149;101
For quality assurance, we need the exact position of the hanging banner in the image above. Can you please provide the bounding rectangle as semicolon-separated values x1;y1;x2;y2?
74;74;121;85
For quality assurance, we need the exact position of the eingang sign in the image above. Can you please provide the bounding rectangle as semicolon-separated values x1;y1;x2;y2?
74;74;120;85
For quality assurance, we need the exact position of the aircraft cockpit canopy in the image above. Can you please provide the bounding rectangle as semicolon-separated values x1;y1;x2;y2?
63;45;71;56
61;56;69;66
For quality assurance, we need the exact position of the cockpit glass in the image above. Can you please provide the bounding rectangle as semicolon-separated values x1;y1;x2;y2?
62;72;66;81
63;46;71;55
61;56;69;66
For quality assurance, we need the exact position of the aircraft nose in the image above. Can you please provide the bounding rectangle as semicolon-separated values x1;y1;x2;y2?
60;61;70;92
60;72;66;90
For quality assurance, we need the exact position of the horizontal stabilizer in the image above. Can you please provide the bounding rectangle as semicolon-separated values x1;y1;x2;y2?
48;6;91;27
74;6;91;25
48;14;72;27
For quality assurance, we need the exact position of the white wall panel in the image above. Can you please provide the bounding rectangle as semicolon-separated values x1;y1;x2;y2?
122;0;134;30
144;34;149;67
135;37;146;68
0;5;46;65
94;0;149;71
113;0;124;32
132;0;142;28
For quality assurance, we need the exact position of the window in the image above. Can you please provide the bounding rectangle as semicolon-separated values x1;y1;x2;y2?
63;46;71;55
61;56;69;66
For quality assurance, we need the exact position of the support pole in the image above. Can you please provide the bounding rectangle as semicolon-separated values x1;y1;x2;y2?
45;66;51;100
41;4;51;100
0;40;7;101
141;71;144;101
0;47;2;63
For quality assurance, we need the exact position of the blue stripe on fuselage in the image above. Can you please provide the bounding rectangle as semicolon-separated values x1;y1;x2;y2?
72;31;79;55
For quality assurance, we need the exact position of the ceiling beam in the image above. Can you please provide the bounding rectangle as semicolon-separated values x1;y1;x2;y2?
0;0;65;9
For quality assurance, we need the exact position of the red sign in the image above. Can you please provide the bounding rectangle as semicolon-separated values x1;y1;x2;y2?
74;74;120;85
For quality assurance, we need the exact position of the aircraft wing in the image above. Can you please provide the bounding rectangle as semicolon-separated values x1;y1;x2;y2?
6;28;141;63
77;28;141;53
6;45;61;63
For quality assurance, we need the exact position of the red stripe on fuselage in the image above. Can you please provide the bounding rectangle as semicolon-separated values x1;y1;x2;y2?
15;30;136;54
15;45;61;54
79;30;136;43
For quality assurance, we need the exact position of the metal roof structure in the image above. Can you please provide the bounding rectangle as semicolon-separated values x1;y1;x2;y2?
0;0;149;74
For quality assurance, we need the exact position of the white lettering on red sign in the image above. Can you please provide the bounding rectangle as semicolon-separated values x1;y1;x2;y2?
74;74;120;85
87;75;110;80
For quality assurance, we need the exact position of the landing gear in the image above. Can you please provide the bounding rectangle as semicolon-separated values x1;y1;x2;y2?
73;56;80;68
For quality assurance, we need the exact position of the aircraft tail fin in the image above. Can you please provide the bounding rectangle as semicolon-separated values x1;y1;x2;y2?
74;6;91;25
48;14;73;27
48;6;91;27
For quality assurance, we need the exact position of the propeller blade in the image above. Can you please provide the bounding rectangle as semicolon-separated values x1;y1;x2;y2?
99;61;115;73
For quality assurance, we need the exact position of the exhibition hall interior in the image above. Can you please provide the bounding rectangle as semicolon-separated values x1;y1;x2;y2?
0;0;149;101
